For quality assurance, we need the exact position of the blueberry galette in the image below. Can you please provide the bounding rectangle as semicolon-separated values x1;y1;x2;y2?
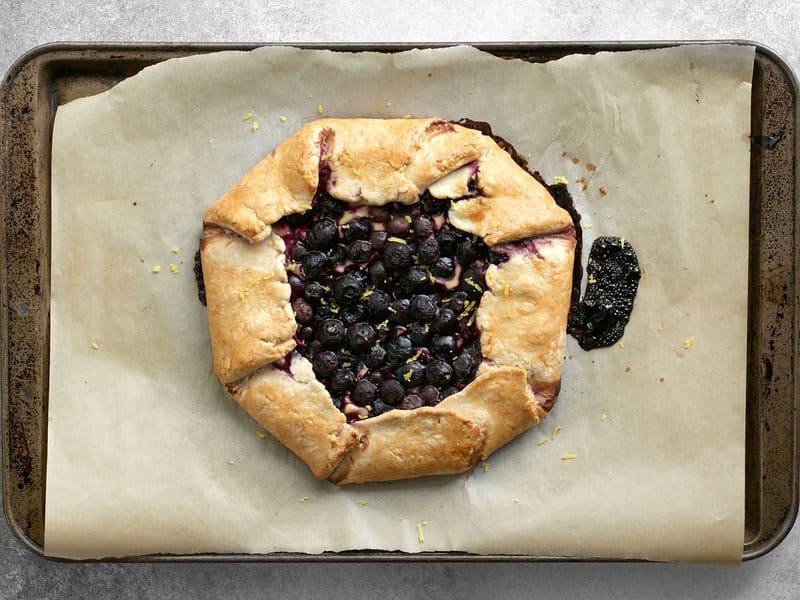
201;118;576;484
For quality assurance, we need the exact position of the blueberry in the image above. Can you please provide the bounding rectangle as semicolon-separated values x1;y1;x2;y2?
288;273;305;297
398;394;423;410
347;322;377;352
352;379;377;406
460;266;486;298
338;349;358;368
315;303;337;321
306;218;338;249
407;322;430;346
375;319;392;338
430;256;455;278
342;217;372;242
472;238;491;259
348;240;373;263
290;241;309;261
291;297;314;323
456;239;478;264
315;193;346;218
318;319;346;347
387;216;412;237
370;399;394;416
419;191;450;215
420;385;440;406
341;304;365;326
304;281;325;301
442;386;459;398
431;308;457;333
400;267;431;295
425;359;453;387
312;350;338;377
398;361;426;388
417;239;440;265
380;378;405;406
333;274;364;305
410;294;438;322
453;351;478;381
388;298;412;324
448;291;469;315
368;370;385;386
302;251;328;280
370;206;392;222
297;325;315;342
284;210;314;227
366;290;390;317
412;215;434;240
364;344;387;369
307;340;322;356
431;335;457;358
420;192;447;214
370;230;389;250
330;369;356;395
328;243;348;264
383;241;413;271
488;249;509;265
436;225;462;253
386;336;414;365
369;262;390;288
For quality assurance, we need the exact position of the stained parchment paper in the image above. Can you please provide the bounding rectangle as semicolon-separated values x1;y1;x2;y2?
45;45;753;562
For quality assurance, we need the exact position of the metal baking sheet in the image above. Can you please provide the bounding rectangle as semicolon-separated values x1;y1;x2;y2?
1;41;797;562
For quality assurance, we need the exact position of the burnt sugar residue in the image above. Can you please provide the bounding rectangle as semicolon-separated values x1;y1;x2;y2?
194;248;207;306
547;182;583;310
568;237;641;350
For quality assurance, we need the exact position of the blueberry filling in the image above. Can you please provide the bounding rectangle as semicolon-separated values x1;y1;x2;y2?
274;190;505;420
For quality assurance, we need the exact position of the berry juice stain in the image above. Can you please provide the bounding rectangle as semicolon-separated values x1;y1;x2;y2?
568;237;641;350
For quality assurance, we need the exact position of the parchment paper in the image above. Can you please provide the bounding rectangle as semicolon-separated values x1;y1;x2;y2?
45;45;753;562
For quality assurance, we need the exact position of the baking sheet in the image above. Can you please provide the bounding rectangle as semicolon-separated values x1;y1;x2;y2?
45;44;753;562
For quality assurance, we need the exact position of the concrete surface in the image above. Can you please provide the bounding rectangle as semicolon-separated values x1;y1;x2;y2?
1;1;798;598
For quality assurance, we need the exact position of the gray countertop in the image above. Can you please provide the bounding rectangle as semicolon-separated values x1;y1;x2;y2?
1;1;798;598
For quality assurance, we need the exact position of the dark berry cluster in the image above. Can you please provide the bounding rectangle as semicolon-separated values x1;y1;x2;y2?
275;191;505;420
568;236;641;350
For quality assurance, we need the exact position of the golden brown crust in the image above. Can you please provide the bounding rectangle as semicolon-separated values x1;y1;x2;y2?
201;117;576;484
438;366;546;458
447;144;573;244
328;407;488;485
325;119;484;205
476;234;576;390
330;366;543;485
229;356;359;479
203;123;325;242
203;118;570;243
201;228;297;384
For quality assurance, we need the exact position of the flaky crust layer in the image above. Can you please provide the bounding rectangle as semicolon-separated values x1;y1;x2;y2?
204;118;572;244
201;118;575;484
201;228;297;384
228;356;359;479
477;234;577;388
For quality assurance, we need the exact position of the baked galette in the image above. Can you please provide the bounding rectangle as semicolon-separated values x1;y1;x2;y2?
201;118;576;484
